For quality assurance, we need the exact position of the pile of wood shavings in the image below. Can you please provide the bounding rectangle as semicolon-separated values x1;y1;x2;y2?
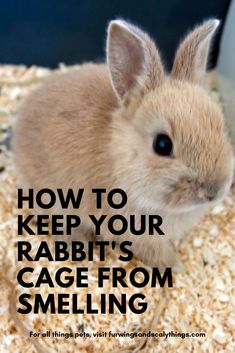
0;65;234;353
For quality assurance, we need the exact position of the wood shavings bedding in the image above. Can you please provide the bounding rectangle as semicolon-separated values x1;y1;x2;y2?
0;65;234;353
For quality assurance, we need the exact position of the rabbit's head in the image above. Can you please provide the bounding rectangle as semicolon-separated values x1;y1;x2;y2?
107;19;234;213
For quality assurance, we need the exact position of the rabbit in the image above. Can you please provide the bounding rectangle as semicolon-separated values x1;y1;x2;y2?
12;19;234;269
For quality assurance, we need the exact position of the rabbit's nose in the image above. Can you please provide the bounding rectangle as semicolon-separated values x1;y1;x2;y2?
205;182;220;201
205;194;216;201
197;182;219;202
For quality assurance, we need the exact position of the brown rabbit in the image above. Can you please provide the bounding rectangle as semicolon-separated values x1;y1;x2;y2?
12;19;234;269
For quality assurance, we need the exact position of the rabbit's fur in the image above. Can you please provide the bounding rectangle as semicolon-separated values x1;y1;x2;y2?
13;19;234;268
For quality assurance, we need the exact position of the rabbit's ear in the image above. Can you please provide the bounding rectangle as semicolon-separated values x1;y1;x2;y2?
107;19;164;102
171;19;220;83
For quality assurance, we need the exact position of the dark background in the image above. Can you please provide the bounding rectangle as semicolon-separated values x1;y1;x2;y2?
0;0;231;70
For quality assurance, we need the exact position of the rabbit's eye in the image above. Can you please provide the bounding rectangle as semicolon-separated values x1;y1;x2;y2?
153;134;173;157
